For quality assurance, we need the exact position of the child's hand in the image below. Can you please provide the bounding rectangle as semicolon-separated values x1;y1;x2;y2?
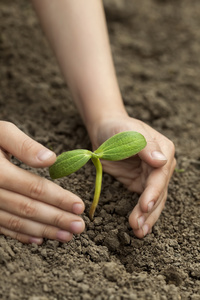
0;121;85;244
91;115;176;238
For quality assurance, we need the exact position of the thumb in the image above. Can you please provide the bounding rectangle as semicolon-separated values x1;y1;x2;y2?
0;121;56;167
138;140;167;168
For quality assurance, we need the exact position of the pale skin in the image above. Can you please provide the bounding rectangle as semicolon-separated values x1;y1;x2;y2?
0;0;176;244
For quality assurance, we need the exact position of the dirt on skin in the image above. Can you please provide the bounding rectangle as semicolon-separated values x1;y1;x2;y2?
0;0;200;299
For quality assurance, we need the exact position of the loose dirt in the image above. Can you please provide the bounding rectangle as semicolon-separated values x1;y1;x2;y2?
0;0;200;299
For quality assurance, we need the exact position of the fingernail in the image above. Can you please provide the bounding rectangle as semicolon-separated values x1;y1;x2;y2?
72;203;84;214
151;151;167;161
70;221;84;234
137;216;145;229
56;230;72;242
148;201;154;212
142;224;149;237
37;149;55;161
29;237;43;245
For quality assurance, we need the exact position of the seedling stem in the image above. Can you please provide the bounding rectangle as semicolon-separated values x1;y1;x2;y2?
49;131;147;219
89;157;103;220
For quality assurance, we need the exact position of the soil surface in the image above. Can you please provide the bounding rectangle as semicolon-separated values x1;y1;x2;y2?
0;1;200;299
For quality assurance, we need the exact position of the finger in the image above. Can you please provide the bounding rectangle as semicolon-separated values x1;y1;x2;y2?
0;226;43;245
0;210;76;241
0;188;85;234
0;160;85;215
0;121;56;167
138;157;176;213
129;158;176;236
129;185;166;230
138;137;175;168
137;165;172;213
139;144;167;168
133;192;167;238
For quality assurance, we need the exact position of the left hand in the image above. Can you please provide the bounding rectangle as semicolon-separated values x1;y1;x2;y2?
90;115;176;238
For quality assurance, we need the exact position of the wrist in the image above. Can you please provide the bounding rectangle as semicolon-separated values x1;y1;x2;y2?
71;83;128;142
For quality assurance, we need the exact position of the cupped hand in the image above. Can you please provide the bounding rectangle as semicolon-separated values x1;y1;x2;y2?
91;115;176;238
0;121;85;244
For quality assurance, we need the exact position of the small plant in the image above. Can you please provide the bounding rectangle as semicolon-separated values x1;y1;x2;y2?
49;131;147;220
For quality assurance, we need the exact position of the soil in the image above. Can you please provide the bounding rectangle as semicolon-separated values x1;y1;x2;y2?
0;0;200;299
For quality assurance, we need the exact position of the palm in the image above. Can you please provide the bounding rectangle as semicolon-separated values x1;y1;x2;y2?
101;155;151;194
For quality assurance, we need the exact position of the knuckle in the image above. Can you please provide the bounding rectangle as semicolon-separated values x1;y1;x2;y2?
53;212;66;228
21;137;35;155
55;191;66;208
15;233;24;243
20;201;36;218
29;178;45;199
7;216;22;232
12;231;20;242
14;232;28;244
41;225;51;238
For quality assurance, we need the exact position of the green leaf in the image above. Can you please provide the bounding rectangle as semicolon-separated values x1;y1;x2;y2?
49;149;92;179
94;131;146;161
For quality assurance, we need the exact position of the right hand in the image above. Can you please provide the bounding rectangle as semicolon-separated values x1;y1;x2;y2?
0;121;85;244
90;115;176;238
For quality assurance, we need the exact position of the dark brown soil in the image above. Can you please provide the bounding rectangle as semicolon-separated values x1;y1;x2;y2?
0;1;200;299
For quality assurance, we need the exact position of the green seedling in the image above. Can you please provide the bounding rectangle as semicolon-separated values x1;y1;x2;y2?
174;168;185;173
49;131;147;220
